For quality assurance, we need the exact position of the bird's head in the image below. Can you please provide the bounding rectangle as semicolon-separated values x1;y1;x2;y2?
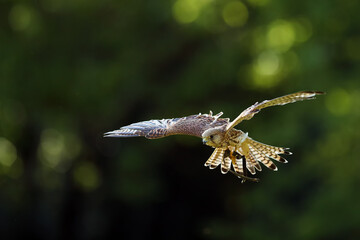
202;127;225;148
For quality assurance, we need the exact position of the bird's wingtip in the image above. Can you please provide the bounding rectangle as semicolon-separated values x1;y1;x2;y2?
103;130;122;137
103;129;143;138
314;91;326;95
302;90;326;95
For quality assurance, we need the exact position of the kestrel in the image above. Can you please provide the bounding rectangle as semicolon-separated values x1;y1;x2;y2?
105;91;324;182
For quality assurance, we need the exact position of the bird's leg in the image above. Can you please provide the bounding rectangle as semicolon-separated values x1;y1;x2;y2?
229;150;260;183
229;169;260;183
241;155;248;183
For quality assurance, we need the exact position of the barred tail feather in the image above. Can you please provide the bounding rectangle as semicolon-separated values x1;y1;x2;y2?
204;148;218;167
205;148;225;169
206;148;244;175
210;148;225;169
247;150;262;172
239;148;256;175
245;159;256;175
262;148;288;163
248;139;289;163
205;147;261;182
248;144;278;171
205;137;290;179
221;156;232;174
247;138;292;155
232;155;244;175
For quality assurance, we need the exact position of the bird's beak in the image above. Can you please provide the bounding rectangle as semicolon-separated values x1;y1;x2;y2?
202;138;208;145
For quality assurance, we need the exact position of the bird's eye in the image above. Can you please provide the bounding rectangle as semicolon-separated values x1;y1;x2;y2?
210;135;213;139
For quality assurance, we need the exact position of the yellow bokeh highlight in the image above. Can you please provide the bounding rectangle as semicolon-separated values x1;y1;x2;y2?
73;161;100;191
0;137;17;167
39;129;65;169
248;50;283;89
251;73;281;89
38;129;81;172
8;4;34;31
325;88;351;116
222;1;249;27
173;0;201;24
267;20;296;52
254;50;280;76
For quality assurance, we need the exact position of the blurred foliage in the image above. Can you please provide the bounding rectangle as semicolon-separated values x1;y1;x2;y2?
0;0;360;239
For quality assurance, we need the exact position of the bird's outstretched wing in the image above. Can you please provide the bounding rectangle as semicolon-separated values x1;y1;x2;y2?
104;112;229;139
225;91;324;132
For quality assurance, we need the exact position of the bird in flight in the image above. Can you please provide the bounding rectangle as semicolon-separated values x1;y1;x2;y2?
105;91;324;182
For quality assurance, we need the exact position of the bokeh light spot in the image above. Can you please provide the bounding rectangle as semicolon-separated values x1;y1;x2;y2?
73;161;100;192
248;50;283;89
222;1;248;27
39;129;65;169
38;129;81;172
254;50;280;76
0;138;17;167
325;88;351;116
251;74;281;89
8;4;34;31
267;20;296;52
173;0;200;24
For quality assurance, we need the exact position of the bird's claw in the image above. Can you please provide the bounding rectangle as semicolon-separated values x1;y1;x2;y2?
229;169;260;183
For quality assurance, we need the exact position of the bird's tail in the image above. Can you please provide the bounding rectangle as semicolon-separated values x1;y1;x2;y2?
204;148;243;175
204;147;260;182
240;137;292;175
204;137;291;181
204;148;226;170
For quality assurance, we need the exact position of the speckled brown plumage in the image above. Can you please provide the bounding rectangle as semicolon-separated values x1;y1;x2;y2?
167;114;229;138
104;112;229;139
105;91;324;182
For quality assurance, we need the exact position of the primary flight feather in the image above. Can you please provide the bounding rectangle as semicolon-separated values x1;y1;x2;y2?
105;91;324;182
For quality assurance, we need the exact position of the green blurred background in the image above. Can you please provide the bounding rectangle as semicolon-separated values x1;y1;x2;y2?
1;0;359;239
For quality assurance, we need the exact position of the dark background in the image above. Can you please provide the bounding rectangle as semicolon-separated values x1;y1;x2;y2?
1;0;360;239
